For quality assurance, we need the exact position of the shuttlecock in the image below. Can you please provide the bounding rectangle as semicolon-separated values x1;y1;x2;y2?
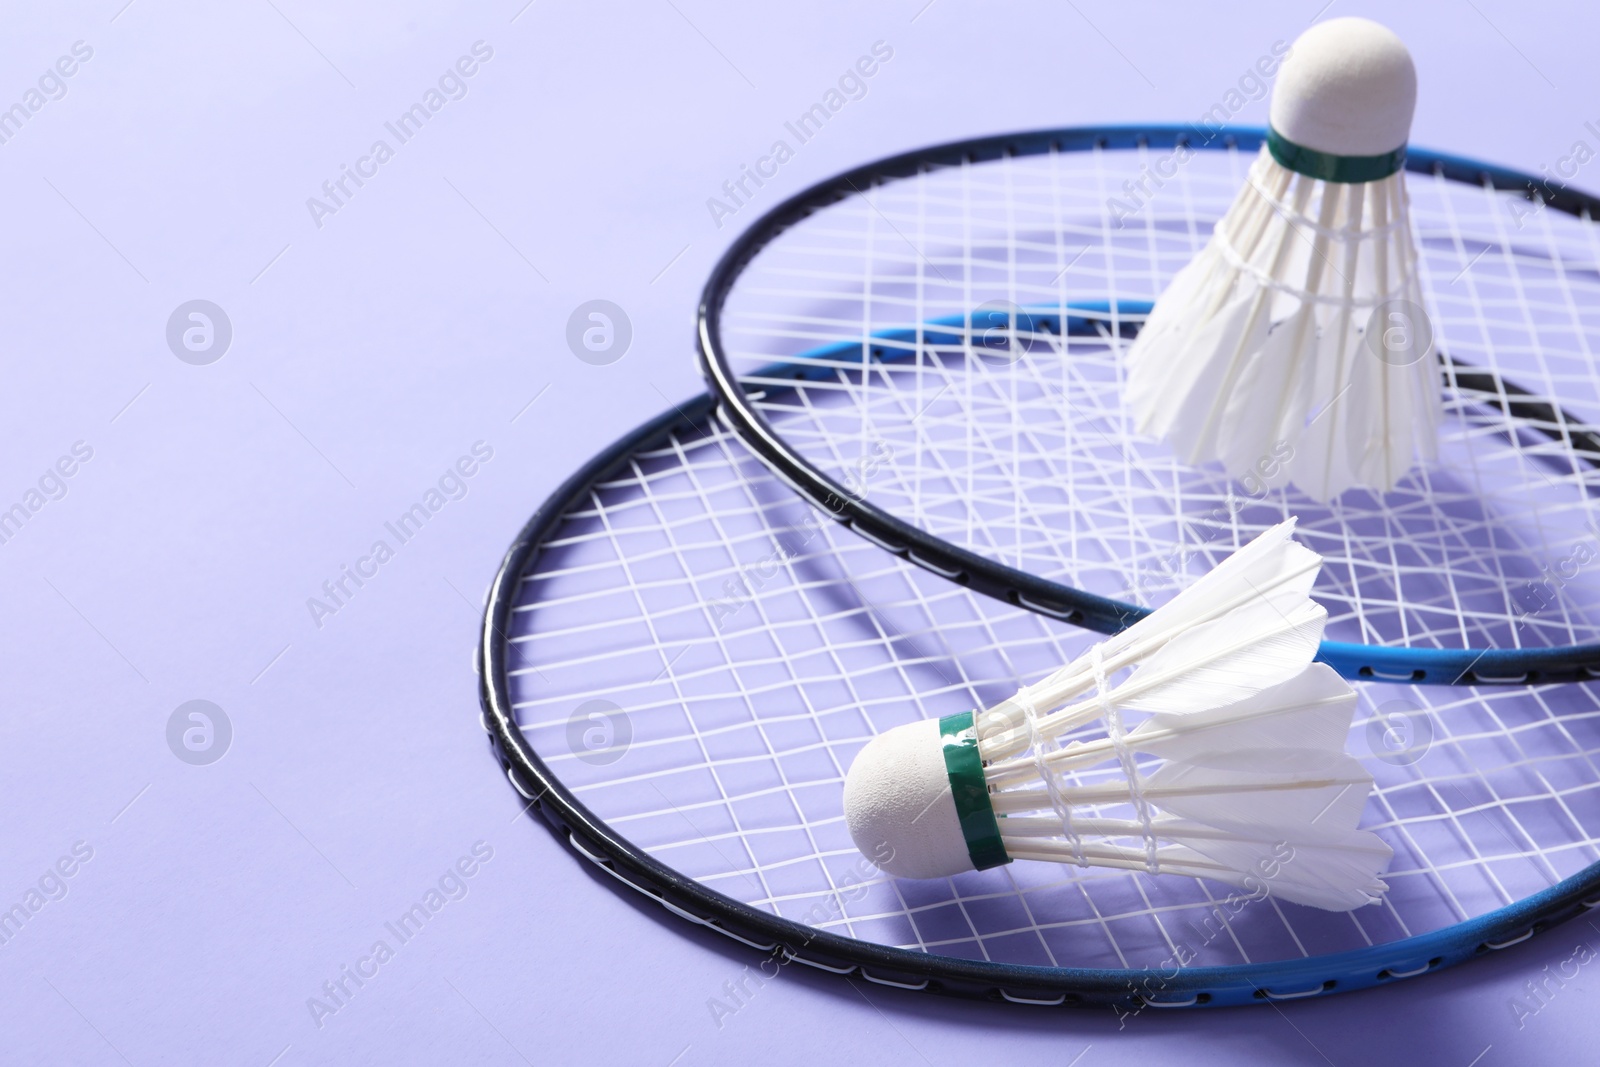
1123;17;1440;501
842;520;1392;911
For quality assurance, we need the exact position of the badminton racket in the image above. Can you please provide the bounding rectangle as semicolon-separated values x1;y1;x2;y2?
478;393;1600;1008
697;126;1600;684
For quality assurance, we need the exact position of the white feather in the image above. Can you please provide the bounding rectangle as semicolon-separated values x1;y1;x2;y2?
971;524;1391;912
1119;598;1326;715
1114;519;1317;644
1122;147;1442;502
1164;827;1391;911
1126;664;1355;761
1144;749;1375;832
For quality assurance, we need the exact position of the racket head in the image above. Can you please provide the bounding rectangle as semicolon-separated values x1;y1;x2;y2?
479;395;1600;1009
697;126;1600;684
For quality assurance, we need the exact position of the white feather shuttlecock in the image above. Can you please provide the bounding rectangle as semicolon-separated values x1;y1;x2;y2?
842;520;1392;911
1123;17;1439;501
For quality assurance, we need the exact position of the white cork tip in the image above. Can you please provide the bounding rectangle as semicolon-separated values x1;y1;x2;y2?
1270;17;1417;157
842;719;975;880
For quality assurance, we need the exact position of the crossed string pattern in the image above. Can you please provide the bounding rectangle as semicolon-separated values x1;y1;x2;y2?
509;143;1600;973
720;143;1600;660
511;412;1600;974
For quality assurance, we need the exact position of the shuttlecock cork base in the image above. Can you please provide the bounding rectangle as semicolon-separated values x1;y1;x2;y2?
1123;17;1440;502
843;521;1392;912
843;714;1006;880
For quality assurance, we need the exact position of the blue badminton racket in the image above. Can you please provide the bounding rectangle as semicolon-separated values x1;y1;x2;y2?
698;125;1600;685
479;385;1600;1009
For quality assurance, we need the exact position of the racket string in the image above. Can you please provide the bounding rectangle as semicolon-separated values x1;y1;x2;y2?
511;411;1600;970
722;146;1600;656
516;144;1600;971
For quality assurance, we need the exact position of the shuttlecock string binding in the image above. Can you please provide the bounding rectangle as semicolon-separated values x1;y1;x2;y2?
1093;643;1161;875
841;521;1394;910
1211;159;1410;309
1020;689;1087;868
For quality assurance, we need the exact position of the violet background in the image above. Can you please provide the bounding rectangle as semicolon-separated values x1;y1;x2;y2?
1;0;1596;1063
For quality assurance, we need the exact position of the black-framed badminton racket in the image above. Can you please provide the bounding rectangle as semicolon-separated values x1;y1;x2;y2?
698;124;1600;685
478;390;1600;1009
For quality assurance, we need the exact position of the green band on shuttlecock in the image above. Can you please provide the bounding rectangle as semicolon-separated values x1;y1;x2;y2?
939;711;1010;871
1267;126;1407;184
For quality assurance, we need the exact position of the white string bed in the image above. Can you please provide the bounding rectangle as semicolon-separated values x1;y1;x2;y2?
509;414;1600;971
718;143;1600;657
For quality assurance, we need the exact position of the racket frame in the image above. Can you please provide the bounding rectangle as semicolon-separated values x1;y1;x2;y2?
695;125;1600;685
478;391;1600;1009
